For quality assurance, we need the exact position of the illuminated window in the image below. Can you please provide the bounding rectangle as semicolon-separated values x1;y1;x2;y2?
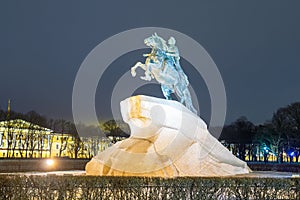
0;132;3;147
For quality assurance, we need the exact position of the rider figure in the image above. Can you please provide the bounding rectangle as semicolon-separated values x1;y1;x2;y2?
166;37;181;71
165;37;188;85
143;35;188;85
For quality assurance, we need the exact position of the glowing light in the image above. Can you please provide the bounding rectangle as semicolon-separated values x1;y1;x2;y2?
46;159;54;166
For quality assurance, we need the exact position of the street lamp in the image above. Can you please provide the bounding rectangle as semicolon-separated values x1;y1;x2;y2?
45;159;54;166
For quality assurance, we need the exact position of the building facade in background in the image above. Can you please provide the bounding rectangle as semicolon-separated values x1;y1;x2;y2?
0;119;111;159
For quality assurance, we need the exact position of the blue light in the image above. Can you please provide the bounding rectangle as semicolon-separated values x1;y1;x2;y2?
290;152;295;156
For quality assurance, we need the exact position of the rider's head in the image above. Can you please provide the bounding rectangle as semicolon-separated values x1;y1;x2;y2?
168;37;176;46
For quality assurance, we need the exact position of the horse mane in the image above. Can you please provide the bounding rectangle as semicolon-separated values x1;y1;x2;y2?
153;35;168;51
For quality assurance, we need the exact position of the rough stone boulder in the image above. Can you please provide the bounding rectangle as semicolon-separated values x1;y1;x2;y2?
86;95;251;177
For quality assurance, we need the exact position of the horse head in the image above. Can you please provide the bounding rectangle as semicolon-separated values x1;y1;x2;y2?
144;33;168;51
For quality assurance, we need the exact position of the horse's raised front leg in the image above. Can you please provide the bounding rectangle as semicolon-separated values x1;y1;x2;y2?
131;62;152;81
131;61;144;77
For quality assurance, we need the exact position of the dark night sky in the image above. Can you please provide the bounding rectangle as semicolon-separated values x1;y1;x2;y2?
1;1;300;125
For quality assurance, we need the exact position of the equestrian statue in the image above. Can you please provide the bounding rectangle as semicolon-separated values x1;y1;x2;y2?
131;33;197;114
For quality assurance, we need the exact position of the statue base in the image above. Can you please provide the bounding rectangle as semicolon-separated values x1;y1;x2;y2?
86;95;251;177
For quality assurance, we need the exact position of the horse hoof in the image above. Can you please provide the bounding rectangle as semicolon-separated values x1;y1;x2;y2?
140;76;150;81
131;71;136;77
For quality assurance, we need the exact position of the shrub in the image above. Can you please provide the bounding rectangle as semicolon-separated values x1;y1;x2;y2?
0;175;299;199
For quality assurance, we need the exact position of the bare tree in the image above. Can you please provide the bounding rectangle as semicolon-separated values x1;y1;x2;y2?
222;117;256;161
25;111;48;158
5;120;14;158
272;103;300;162
67;122;82;159
47;119;55;157
54;119;69;157
99;120;129;143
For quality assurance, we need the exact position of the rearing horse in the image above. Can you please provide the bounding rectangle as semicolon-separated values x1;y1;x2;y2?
131;33;197;114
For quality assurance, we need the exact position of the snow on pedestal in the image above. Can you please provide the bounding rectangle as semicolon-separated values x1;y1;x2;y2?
86;95;251;177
